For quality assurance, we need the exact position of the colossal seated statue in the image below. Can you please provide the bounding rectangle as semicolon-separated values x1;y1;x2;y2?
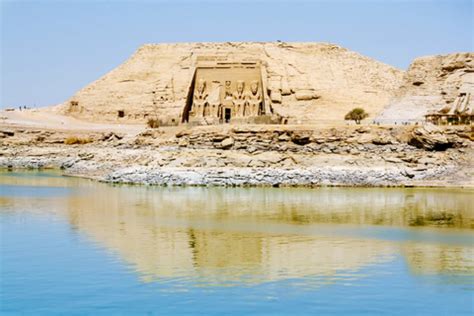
245;80;262;116
193;79;208;117
206;82;222;117
232;80;246;118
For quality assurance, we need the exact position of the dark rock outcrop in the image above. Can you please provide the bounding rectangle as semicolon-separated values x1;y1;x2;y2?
409;125;453;151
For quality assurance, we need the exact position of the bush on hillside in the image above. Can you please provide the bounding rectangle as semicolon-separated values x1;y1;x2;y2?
344;108;369;124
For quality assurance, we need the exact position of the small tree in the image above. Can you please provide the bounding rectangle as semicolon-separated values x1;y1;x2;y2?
345;108;369;124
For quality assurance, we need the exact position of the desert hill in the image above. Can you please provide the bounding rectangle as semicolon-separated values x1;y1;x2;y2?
54;43;473;125
377;52;474;123
56;42;404;124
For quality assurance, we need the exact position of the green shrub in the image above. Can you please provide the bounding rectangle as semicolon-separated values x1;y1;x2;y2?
344;108;369;124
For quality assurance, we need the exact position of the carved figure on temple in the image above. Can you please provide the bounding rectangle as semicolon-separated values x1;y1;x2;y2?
225;81;232;100
245;80;262;116
232;80;246;117
207;82;222;117
193;79;208;117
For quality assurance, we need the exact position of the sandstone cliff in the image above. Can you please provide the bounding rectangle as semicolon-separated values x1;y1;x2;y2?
57;42;404;124
377;52;474;123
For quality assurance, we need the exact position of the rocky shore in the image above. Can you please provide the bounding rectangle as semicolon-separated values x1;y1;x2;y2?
1;124;472;187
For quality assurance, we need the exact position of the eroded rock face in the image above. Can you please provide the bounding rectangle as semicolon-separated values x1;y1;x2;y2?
409;125;453;151
1;124;472;187
378;53;474;123
56;42;403;124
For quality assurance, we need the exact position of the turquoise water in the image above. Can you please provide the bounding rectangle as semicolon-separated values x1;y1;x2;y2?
0;171;473;315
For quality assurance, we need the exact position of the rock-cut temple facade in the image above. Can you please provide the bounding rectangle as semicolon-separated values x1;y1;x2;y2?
182;57;274;125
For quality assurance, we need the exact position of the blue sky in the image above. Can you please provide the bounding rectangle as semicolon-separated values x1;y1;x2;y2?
1;0;473;108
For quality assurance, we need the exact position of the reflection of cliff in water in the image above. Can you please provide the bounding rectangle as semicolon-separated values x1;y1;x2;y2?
59;185;472;284
2;172;473;229
66;185;474;228
1;173;473;285
402;243;474;275
67;206;396;285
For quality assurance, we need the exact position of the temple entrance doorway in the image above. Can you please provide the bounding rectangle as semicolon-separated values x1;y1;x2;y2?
224;108;231;123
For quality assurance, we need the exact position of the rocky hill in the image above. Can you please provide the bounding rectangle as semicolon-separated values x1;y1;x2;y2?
55;42;404;124
377;52;474;123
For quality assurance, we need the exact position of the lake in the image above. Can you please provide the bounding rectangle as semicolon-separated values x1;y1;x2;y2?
0;170;473;315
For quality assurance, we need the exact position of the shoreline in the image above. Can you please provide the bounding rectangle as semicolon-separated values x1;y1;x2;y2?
1;122;472;189
3;167;471;189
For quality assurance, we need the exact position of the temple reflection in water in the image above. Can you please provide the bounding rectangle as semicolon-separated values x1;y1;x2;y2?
1;172;473;285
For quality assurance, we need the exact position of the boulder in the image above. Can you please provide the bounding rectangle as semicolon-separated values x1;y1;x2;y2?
218;137;234;149
355;133;376;144
290;131;312;145
356;127;371;133
278;133;291;141
294;89;319;101
372;135;394;145
270;91;282;103
178;139;189;147
408;125;453;151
